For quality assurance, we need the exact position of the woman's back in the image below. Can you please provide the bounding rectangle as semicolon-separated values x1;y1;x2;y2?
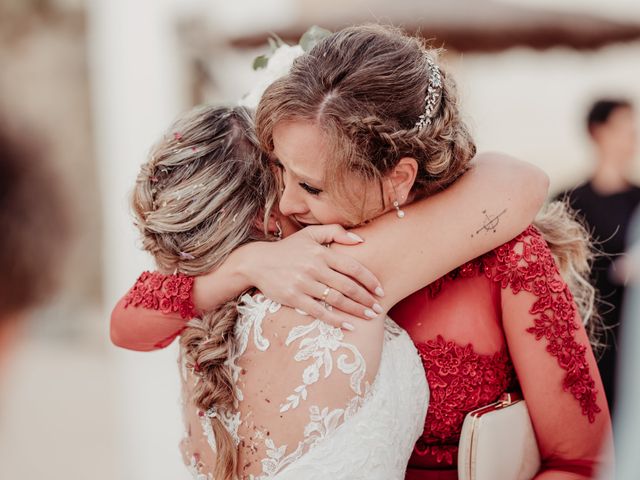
180;293;428;479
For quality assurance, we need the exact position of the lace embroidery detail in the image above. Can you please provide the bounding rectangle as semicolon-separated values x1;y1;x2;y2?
384;317;405;340
233;294;281;402
180;428;212;480
280;320;366;412
185;452;212;480
253;389;369;479
235;294;279;355
414;336;515;465
409;226;601;466
188;294;277;456
181;291;427;479
238;294;372;478
123;271;196;319
245;320;426;480
482;226;601;422
199;406;242;449
426;258;484;298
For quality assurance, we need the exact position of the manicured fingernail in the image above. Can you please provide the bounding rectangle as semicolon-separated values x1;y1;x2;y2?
364;308;377;318
347;232;364;243
375;287;385;297
373;303;384;314
341;322;355;331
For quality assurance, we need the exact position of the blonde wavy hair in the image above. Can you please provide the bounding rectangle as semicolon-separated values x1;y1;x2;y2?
535;201;601;349
256;24;599;339
132;105;278;480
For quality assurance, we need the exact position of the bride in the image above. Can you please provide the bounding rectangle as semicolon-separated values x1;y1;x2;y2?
124;95;545;479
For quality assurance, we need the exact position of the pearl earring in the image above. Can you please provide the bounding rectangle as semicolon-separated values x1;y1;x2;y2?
387;179;405;218
393;200;405;219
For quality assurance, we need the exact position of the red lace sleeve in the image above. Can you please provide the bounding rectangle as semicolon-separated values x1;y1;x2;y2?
110;271;197;351
483;226;613;477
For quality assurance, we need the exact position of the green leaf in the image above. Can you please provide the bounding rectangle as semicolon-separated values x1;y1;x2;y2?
267;34;286;52
253;54;269;70
272;33;286;47
299;25;332;52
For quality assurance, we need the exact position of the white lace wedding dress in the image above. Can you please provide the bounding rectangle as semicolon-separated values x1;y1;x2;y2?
179;294;429;479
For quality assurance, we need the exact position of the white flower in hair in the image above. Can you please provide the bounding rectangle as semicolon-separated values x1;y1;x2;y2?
239;44;304;109
239;26;332;110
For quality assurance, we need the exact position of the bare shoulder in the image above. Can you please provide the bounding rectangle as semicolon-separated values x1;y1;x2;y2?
472;150;529;165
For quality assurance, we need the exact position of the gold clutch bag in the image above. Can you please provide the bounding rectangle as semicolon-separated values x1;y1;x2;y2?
458;392;541;480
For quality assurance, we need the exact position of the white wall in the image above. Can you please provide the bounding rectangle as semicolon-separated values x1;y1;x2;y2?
455;41;640;192
500;0;640;22
87;0;189;478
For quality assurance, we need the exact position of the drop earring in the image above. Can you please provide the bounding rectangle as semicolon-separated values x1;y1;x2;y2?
275;221;283;239
393;200;405;219
388;180;406;219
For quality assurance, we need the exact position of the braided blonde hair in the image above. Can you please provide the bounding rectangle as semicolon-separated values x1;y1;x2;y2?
256;24;599;337
132;105;277;480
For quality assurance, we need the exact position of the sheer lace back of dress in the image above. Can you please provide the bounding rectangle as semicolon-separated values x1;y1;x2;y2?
179;294;428;479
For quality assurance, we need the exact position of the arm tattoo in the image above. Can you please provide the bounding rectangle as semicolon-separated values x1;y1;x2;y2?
471;209;507;238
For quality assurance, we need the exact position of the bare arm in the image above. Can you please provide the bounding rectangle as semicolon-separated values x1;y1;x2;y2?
334;152;549;310
191;228;381;317
111;152;547;349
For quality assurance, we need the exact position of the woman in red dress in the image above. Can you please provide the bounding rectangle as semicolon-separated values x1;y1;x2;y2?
112;25;612;479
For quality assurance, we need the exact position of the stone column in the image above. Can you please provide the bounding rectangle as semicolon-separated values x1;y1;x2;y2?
87;0;189;478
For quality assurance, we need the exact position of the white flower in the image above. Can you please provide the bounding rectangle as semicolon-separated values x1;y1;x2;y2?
302;363;320;384
239;44;305;109
268;44;305;77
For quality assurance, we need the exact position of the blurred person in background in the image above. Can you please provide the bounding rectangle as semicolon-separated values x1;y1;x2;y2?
0;119;69;377
558;99;639;415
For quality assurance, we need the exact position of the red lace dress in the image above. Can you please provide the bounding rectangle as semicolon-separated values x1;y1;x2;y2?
110;227;612;479
391;227;611;479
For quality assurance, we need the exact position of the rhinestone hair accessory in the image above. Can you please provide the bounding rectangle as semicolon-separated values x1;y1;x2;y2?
415;55;443;131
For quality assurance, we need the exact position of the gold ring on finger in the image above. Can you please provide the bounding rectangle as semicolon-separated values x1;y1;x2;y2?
321;286;331;303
